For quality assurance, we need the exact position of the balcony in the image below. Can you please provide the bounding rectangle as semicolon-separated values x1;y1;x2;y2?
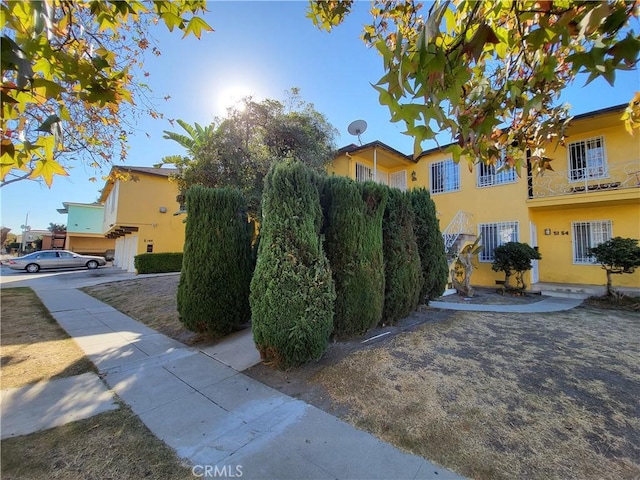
528;160;640;206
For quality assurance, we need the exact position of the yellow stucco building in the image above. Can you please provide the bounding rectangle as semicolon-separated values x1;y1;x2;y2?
329;104;640;292
99;166;185;272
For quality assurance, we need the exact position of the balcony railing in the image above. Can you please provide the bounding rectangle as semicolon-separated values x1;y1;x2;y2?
529;160;640;199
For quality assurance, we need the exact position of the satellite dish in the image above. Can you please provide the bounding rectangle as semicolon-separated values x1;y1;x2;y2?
347;119;367;145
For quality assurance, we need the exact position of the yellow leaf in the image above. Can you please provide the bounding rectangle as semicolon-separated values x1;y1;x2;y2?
28;159;68;187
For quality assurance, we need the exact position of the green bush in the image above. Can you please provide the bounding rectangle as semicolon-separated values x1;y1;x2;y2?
177;186;252;338
382;188;423;325
134;252;182;274
321;177;388;338
250;161;335;369
588;237;640;296
491;241;541;291
409;188;448;302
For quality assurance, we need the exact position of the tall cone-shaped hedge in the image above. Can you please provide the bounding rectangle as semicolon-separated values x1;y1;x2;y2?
250;161;335;369
322;177;387;338
409;188;448;302
382;188;422;325
177;186;252;337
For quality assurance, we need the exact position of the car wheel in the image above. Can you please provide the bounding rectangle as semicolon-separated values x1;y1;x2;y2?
86;260;99;270
26;263;40;273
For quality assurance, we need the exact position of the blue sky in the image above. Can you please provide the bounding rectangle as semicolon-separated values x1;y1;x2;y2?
1;1;638;234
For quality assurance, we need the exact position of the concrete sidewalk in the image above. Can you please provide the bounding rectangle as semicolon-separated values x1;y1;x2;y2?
430;296;583;312
28;287;464;480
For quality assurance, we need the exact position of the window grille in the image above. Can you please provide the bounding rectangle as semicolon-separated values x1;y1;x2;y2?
356;163;373;182
431;159;460;194
568;136;607;181
390;170;407;191
478;221;519;262
376;170;389;186
477;157;517;187
572;220;612;264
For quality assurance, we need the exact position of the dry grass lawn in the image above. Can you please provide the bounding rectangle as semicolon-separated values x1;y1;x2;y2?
1;405;193;480
81;275;207;345
1;286;193;479
80;275;640;479
1;287;95;389
314;306;640;480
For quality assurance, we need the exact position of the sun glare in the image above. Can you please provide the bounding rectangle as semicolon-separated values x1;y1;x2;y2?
217;86;253;114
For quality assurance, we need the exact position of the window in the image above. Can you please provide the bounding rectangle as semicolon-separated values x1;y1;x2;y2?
376;170;389;186
390;170;407;191
478;222;519;262
477;157;517;187
146;244;154;253
568;136;607;181
431;159;460;194
356;163;373;182
572;220;612;264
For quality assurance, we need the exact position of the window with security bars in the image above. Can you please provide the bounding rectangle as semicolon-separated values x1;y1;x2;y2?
572;220;612;264
356;163;373;182
568;136;607;181
478;221;519;262
431;159;460;194
390;170;407;191
477;157;517;187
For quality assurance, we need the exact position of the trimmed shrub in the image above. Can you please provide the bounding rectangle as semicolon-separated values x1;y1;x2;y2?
491;241;541;291
321;177;388;338
382;188;422;325
409;188;448;302
250;161;335;369
177;186;252;337
588;237;640;296
134;252;182;274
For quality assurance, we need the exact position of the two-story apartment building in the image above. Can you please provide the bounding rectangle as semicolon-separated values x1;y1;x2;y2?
99;166;186;272
331;104;640;291
56;202;115;255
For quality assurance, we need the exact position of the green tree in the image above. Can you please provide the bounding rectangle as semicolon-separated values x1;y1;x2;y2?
322;177;388;338
382;188;422;325
1;227;11;246
1;1;212;187
250;161;335;369
491;241;542;291
177;186;252;337
588;237;640;296
409;188;448;302
164;89;337;217
47;223;66;233
309;1;640;172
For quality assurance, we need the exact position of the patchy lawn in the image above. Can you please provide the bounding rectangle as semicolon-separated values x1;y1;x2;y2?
81;275;640;479
310;306;640;480
81;275;209;345
1;405;193;480
0;287;95;388
1;286;193;479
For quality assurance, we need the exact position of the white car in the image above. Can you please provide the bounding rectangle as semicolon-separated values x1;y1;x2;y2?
7;250;107;273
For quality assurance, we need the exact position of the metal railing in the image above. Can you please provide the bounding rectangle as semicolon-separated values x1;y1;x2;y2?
529;160;640;199
442;210;474;253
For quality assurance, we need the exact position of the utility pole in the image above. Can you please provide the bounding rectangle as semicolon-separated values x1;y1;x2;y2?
20;212;30;255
